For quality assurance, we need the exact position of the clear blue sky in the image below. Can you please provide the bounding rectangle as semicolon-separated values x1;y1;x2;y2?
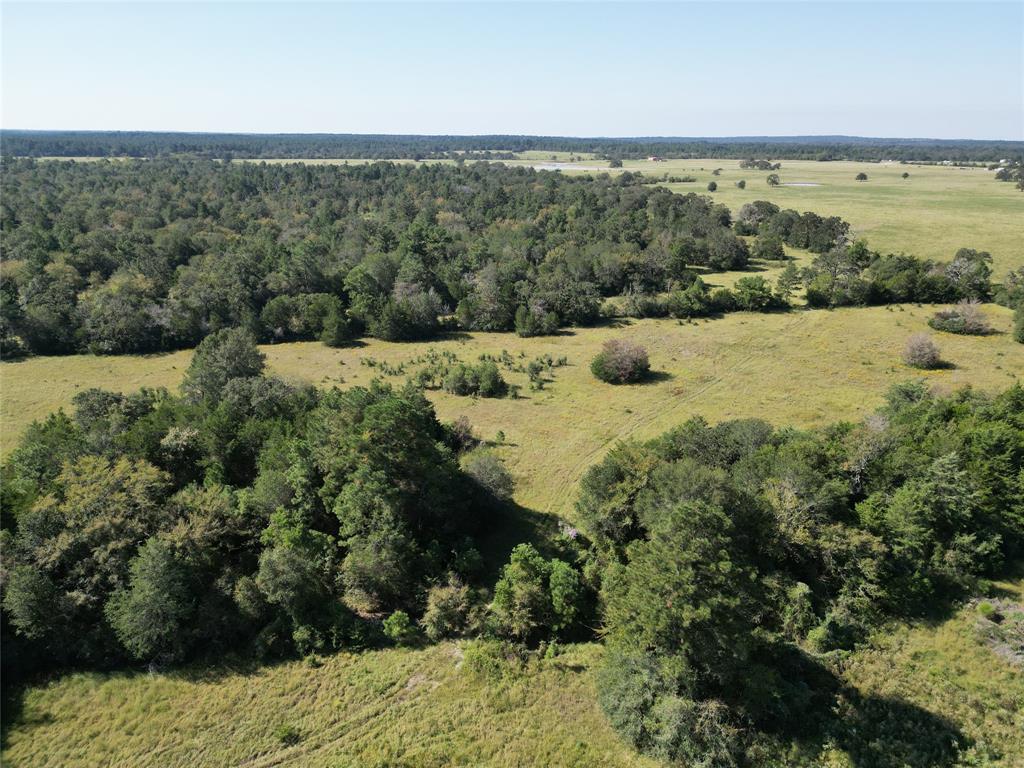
2;1;1022;139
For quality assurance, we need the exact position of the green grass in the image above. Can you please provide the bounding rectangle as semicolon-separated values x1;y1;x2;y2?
1;643;657;768
2;304;1020;517
5;582;1020;768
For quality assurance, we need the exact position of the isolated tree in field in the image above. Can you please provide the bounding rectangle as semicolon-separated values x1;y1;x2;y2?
707;181;718;192
902;172;910;179
856;172;868;181
181;328;265;402
736;179;746;189
766;174;780;187
902;333;942;369
609;158;623;168
591;339;650;384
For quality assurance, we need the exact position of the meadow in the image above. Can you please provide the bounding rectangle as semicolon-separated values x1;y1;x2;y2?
2;303;1020;516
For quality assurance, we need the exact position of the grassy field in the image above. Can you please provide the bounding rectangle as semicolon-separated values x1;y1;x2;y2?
2;304;1020;517
4;578;1019;768
0;643;656;768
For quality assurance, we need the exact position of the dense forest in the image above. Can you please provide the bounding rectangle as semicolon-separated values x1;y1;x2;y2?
2;322;1021;766
3;131;1023;162
0;158;1010;359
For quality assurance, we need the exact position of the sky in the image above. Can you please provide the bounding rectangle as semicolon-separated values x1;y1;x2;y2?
2;1;1022;140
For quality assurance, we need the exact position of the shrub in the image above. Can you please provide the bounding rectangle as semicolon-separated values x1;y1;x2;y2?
491;544;585;641
731;277;777;311
462;638;525;681
707;181;718;192
462;449;515;500
856;172;868;181
421;577;472;641
621;292;668;319
736;180;746;189
902;333;942;369
751;233;786;261
709;288;738;313
383;610;418;645
273;724;301;746
515;304;560;337
1015;305;1024;343
928;300;992;335
666;279;713;318
442;362;507;397
591;339;651;384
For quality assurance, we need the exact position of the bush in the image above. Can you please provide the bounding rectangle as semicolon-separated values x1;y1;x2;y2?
707;181;718;192
591;339;651;384
462;449;515;500
902;333;942;369
621;292;667;319
462;638;526;681
666;279;713;318
736;180;746;189
383;610;418;645
1015;305;1024;343
442;362;508;397
856;172;868;181
751;233;786;261
273;724;301;746
421;577;472;641
515;304;560;337
732;276;777;311
928;300;992;335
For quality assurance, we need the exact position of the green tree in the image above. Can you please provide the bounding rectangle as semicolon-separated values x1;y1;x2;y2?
181;328;265;403
106;537;195;660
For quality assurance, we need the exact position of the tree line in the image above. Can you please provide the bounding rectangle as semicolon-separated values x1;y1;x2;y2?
0;158;785;357
3;131;1022;162
8;157;1012;362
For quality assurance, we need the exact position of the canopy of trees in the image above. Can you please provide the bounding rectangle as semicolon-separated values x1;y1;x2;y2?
0;158;754;356
579;383;1024;766
1;330;503;672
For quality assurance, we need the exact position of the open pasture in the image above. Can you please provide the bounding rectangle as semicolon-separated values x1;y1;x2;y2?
3;304;1019;517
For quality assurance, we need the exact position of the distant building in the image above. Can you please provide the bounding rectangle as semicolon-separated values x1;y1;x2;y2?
647;156;664;162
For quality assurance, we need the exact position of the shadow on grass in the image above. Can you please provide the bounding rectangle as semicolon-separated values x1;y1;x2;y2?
474;500;563;586
751;643;968;768
636;370;674;385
